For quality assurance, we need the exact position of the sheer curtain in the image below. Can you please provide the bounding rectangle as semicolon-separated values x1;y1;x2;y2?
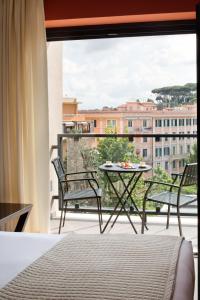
0;0;49;232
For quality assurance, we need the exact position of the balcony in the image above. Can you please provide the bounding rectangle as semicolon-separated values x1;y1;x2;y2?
50;133;197;251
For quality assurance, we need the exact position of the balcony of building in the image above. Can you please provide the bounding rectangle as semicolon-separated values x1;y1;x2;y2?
50;133;197;254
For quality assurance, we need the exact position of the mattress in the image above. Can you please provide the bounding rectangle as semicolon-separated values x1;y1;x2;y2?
0;232;195;300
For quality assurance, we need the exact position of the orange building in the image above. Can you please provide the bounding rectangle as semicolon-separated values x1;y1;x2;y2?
63;99;197;174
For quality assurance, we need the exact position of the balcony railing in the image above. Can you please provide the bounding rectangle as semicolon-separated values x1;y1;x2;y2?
52;133;197;217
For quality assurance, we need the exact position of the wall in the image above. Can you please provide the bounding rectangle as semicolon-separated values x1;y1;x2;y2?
47;42;63;216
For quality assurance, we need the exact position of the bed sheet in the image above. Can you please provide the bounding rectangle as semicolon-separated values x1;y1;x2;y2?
0;232;63;288
0;232;195;299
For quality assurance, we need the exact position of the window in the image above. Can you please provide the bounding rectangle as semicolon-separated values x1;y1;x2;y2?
128;120;132;127
143;149;147;157
187;144;190;153
172;132;176;141
164;147;170;156
155;148;162;157
172;146;176;155
186;119;192;126
171;119;177;126
143;137;148;142
180;145;183;154
179;132;184;140
143;120;147;127
164;133;168;141
193;118;197;125
179;119;185;126
155;119;162;127
107;120;116;128
165;161;169;170
187;131;190;139
179;159;185;168
155;137;161;142
163;119;170;127
94;120;97;127
172;160;176;169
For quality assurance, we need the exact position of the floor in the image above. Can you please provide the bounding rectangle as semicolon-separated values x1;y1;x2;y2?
51;212;198;299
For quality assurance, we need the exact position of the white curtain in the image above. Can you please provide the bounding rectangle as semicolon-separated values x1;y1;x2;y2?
0;0;49;232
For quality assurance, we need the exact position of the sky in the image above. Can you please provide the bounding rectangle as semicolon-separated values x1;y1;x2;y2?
63;34;196;109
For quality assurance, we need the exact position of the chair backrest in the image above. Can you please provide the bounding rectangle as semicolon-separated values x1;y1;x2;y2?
51;158;68;206
180;163;197;187
51;157;65;180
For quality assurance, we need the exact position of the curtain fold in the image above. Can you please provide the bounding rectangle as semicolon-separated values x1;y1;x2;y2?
0;0;49;232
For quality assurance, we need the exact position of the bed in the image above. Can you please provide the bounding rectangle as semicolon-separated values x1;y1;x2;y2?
0;232;195;299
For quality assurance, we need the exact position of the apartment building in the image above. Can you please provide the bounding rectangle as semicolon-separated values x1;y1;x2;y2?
63;99;197;174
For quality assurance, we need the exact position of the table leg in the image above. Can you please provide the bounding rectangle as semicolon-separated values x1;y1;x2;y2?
101;172;137;234
14;211;30;232
118;173;148;230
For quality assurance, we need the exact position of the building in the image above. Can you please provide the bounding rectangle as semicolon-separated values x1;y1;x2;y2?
63;100;197;174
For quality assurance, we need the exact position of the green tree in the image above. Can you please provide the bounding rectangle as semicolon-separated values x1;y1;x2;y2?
152;83;196;108
187;143;197;163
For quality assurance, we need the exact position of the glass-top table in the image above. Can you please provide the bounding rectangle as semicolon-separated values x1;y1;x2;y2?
99;163;152;233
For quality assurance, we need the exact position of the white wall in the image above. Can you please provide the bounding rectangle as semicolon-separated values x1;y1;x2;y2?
47;42;63;217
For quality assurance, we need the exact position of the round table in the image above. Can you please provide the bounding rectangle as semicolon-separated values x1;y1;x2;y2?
99;163;152;233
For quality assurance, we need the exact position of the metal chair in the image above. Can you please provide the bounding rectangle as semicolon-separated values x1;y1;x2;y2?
142;163;197;236
52;157;103;234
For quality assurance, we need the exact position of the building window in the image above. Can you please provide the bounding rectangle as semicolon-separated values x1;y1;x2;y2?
180;145;183;154
164;147;170;156
179;119;185;126
171;119;177;126
172;132;176;141
143;149;147;157
155;148;162;157
155;119;162;127
143;137;148;143
155;137;161;142
193;118;197;125
128;120;132;127
163;119;170;127
187;144;190;153
172;160;176;169
186;119;192;126
94;120;97;127
143;120;147;127
107;120;116;128
187;131;190;139
164;133;168;141
165;161;169;170
172;146;176;155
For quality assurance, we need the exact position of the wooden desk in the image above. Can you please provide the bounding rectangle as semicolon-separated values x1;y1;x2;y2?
0;203;32;232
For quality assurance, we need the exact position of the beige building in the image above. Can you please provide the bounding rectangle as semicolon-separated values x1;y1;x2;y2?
63;100;197;174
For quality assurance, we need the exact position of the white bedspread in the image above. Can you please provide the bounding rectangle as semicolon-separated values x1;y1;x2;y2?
0;232;63;288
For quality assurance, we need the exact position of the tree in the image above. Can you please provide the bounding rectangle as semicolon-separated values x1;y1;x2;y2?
152;83;196;108
187;143;197;163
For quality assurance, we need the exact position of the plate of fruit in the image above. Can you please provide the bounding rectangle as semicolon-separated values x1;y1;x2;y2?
118;162;135;169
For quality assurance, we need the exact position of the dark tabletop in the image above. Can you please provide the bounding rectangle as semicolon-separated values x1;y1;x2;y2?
0;203;32;221
99;163;152;173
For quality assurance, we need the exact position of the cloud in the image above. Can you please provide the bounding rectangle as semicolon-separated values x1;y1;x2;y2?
63;34;196;109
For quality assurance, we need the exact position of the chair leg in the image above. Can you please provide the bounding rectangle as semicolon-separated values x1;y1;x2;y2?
62;203;67;227
141;198;147;234
99;198;103;225
166;204;171;229
177;206;183;236
97;198;102;234
58;209;64;234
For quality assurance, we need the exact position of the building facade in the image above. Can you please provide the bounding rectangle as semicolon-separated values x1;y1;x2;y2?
63;100;197;174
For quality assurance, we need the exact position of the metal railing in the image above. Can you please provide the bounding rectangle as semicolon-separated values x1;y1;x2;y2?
52;133;197;217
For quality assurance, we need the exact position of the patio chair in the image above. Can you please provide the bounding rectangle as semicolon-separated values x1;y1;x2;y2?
52;157;102;234
141;163;197;236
